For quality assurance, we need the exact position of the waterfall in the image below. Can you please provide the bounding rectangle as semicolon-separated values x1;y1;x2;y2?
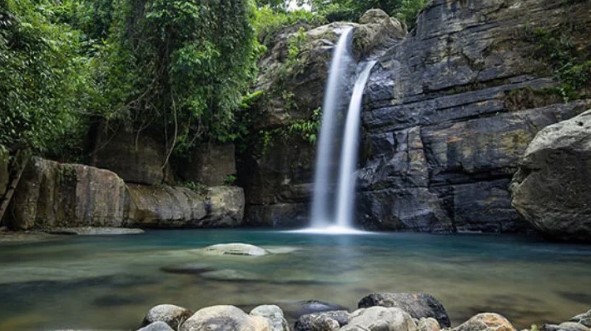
309;27;355;227
334;61;377;229
307;26;376;233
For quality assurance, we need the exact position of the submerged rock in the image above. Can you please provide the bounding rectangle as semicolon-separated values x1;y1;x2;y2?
250;305;289;331
141;304;192;330
200;269;263;282
340;306;417;331
179;305;270;331
511;110;591;242
203;243;269;256
454;313;515;331
358;293;450;327
294;300;349;319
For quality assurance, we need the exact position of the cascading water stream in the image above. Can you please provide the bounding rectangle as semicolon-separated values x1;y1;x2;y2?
306;26;376;233
334;61;377;229
309;27;355;228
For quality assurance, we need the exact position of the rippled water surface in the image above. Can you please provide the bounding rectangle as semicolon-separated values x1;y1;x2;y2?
0;229;590;331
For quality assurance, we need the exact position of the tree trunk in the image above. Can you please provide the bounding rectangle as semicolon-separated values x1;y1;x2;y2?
0;150;31;227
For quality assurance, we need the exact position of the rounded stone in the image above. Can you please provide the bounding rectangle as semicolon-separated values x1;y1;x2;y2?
203;243;269;256
180;305;270;331
138;321;175;331
454;313;516;331
250;305;289;331
341;307;418;331
142;304;192;330
358;292;450;327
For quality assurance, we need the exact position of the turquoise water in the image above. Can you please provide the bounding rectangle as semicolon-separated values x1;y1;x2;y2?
0;230;590;330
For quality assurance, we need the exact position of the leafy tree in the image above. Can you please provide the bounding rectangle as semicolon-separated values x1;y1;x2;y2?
0;0;91;155
96;0;261;158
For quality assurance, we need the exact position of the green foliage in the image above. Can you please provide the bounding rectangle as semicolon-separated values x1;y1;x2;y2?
310;0;427;27
181;180;207;195
96;0;261;150
395;0;427;29
224;174;237;186
0;0;91;155
525;26;591;102
252;5;324;44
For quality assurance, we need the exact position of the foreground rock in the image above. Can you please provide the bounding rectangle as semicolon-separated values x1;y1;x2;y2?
295;310;350;331
454;313;515;331
203;243;269;256
138;321;175;331
179;305;270;331
511;110;591;242
358;293;450;327
571;310;591;328
250;305;289;331
141;304;192;330
341;307;417;331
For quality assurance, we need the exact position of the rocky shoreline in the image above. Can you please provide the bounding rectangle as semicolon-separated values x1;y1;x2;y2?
135;293;591;331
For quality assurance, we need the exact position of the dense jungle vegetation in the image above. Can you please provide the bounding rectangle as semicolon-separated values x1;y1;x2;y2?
0;0;427;161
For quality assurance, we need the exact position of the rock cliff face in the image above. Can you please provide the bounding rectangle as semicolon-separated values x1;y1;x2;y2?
244;0;591;231
511;110;591;242
359;0;591;232
6;158;245;230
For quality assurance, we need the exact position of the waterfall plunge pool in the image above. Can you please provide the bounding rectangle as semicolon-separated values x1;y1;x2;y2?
0;229;589;331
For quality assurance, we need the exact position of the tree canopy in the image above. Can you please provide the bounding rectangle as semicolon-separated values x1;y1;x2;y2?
0;0;428;159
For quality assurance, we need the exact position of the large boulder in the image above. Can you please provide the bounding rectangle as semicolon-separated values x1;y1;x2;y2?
0;145;8;198
125;184;208;228
453;313;515;331
124;185;244;228
179;305;270;331
340;307;417;331
511;110;591;242
141;304;192;330
8;157;127;230
358;293;450;328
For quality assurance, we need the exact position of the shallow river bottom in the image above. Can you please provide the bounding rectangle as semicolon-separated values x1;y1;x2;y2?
0;229;590;331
